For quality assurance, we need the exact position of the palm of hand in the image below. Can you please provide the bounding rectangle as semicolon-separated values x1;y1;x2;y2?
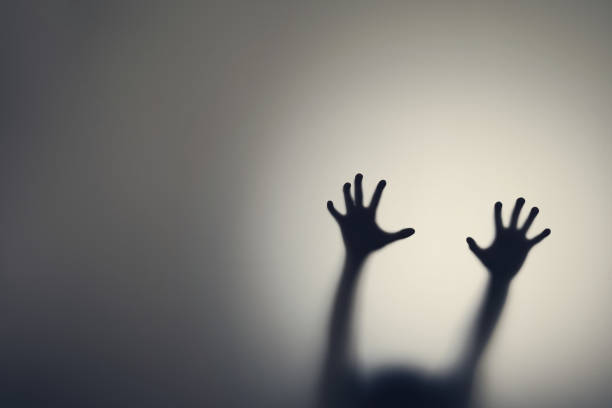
467;198;550;282
328;174;414;259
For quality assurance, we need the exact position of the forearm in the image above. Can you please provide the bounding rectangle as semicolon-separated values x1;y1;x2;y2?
461;277;510;374
318;255;365;407
325;254;365;372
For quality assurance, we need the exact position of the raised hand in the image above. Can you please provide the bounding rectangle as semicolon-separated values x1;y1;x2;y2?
327;173;414;260
466;198;551;282
320;174;414;407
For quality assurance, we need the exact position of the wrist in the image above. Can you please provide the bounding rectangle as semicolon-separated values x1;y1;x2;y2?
488;277;511;290
343;252;367;274
345;250;368;263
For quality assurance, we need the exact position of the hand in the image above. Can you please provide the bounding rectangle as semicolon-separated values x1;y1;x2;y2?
327;174;414;260
467;198;550;282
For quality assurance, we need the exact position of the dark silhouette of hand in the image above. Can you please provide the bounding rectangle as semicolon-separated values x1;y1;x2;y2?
327;174;414;260
467;198;550;282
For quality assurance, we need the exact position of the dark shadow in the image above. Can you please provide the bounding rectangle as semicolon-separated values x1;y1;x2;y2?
319;174;551;408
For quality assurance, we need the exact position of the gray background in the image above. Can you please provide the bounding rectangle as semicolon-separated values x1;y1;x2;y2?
2;1;612;407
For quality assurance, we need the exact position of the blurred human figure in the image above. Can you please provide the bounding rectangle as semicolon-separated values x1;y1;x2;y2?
319;174;550;408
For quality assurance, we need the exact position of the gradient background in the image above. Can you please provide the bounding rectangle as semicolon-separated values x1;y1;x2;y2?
2;1;612;407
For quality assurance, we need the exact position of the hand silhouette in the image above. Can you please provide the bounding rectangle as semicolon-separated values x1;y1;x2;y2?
467;198;550;282
327;174;414;260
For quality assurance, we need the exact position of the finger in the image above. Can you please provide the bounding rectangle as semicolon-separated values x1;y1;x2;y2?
520;207;539;233
369;180;386;212
385;228;415;244
342;182;354;212
510;197;525;229
327;201;342;222
466;237;484;258
529;228;551;247
494;201;503;232
354;173;364;207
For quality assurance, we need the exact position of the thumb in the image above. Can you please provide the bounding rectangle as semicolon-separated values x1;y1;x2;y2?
466;237;483;258
386;228;415;244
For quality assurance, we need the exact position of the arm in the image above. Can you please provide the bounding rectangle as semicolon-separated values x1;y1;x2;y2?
460;278;509;377
318;173;414;407
458;198;551;378
324;254;365;378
